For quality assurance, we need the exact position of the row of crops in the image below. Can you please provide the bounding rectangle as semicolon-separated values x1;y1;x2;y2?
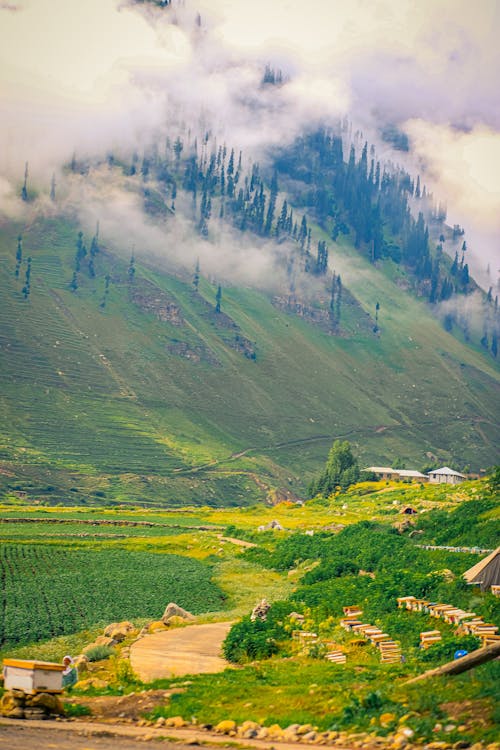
0;543;226;648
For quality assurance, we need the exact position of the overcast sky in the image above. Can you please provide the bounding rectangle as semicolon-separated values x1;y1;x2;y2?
0;0;499;281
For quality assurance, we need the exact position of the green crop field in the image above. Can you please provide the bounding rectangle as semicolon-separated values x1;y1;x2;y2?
0;543;225;648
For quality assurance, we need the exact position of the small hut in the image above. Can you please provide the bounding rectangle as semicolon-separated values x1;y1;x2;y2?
463;548;500;591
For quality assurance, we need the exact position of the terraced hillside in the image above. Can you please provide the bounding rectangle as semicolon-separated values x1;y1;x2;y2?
0;215;498;506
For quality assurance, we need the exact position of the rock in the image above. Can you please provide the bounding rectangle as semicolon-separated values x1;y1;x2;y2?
73;655;89;671
444;725;457;733
267;723;284;738
103;622;120;637
302;731;318;742
453;743;471;749
94;636;117;647
74;677;109;690
161;603;195;624
167;616;189;627
31;692;65;715
256;727;269;739
165;716;186;728
391;735;408;749
156;717;166;726
6;706;25;719
23;707;47;720
215;720;237;734
149;621;168;633
399;728;415;739
237;720;260;737
250;598;271;621
298;724;315;735
1;693;18;716
380;713;397;727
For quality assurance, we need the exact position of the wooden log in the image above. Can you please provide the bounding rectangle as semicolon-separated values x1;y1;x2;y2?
405;642;500;684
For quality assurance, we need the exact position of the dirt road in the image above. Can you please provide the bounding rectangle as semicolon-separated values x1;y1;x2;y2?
129;622;233;682
0;720;192;749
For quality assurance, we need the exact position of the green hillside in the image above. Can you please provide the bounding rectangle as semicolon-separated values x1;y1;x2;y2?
0;213;498;506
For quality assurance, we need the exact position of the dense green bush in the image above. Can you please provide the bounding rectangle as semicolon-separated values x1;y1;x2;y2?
419;635;481;663
415;497;498;547
223;601;295;663
84;644;115;662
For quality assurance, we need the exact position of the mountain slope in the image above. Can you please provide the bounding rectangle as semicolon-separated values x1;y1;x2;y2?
0;214;498;506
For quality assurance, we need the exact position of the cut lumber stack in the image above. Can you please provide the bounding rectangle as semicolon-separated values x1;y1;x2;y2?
325;650;347;664
420;630;442;649
379;640;402;663
292;630;318;644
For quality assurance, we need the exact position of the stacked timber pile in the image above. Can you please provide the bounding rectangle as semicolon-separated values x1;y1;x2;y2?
340;606;402;663
397;596;499;647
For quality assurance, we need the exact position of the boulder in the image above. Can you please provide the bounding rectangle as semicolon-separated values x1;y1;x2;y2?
166;615;189;627
165;715;186;727
1;692;20;716
161;603;195;624
103;622;120;637
23;707;47;720
94;635;117;647
251;598;271;621
104;621;136;639
215;720;237;734
74;677;109;690
31;692;65;715
149;620;168;633
109;628;128;643
74;654;89;671
237;720;260;738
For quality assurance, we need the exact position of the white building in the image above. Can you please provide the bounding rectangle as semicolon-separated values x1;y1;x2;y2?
397;470;428;481
427;467;466;485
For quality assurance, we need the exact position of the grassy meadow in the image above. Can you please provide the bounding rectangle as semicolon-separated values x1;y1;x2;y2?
0;477;498;746
0;214;498;509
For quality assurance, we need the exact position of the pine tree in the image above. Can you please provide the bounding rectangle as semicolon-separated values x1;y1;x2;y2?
492;333;498;358
374;301;380;333
128;255;135;283
308;440;360;496
50;173;56;201
215;284;222;313
15;235;22;277
22;257;31;299
21;162;29;201
193;259;200;291
264;170;278;236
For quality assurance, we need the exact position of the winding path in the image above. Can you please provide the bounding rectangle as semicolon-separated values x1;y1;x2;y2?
129;622;233;682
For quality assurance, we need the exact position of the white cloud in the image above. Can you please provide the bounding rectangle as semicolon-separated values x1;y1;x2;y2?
0;0;499;278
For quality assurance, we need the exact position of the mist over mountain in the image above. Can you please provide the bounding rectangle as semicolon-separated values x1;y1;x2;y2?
1;0;499;281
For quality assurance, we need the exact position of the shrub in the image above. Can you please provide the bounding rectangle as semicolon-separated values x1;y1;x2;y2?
223;600;296;663
419;635;481;663
84;644;115;662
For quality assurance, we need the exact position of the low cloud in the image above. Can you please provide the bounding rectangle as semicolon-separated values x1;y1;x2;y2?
0;0;498;283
